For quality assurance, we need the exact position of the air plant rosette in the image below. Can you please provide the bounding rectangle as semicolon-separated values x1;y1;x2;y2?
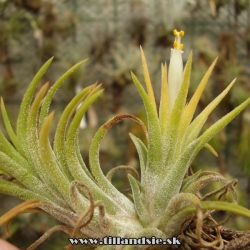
0;29;250;250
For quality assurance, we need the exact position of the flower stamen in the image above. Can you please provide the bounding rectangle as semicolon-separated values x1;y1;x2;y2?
173;29;184;51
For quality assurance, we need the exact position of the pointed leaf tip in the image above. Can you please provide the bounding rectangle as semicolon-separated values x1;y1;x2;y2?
140;47;157;113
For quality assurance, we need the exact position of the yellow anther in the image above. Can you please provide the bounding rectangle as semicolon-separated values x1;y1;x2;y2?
173;29;184;51
179;30;184;37
173;29;184;37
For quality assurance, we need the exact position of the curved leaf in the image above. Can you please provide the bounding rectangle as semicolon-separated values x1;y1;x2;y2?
89;114;145;216
39;59;88;126
0;98;24;156
53;84;94;180
16;57;53;146
39;111;71;200
129;133;147;185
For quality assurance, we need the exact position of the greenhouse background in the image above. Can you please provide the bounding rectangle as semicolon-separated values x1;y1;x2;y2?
0;0;250;249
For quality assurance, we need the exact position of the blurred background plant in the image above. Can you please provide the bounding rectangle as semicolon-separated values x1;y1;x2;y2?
0;0;250;249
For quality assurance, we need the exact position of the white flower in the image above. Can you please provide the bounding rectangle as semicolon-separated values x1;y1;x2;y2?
168;29;184;113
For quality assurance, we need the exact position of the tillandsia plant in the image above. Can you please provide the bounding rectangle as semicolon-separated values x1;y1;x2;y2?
0;29;250;250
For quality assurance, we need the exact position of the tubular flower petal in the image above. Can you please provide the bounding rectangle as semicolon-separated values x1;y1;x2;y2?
168;29;184;113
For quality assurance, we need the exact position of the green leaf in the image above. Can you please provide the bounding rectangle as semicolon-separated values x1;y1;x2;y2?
140;47;157;113
183;173;228;194
53;84;94;181
129;133;147;185
0;179;49;202
0;151;54;201
201;201;250;217
26;83;66;204
194;97;250;158
0;130;35;175
128;174;149;225
39;111;71;200
65;88;104;183
204;143;218;157
157;193;201;232
159;63;168;134
181;170;201;192
65;90;127;215
183;78;236;148
16;57;53;148
69;181;90;214
131;72;162;180
180;58;218;136
0;98;24;156
27;83;49;160
89;114;140;216
151;139;198;214
39;59;88;126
